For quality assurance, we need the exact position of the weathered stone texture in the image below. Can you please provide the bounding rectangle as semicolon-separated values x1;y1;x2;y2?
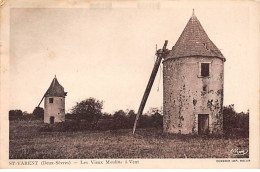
44;96;65;123
163;56;224;134
43;76;66;124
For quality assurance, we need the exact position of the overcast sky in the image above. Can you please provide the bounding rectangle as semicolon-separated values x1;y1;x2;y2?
9;3;258;114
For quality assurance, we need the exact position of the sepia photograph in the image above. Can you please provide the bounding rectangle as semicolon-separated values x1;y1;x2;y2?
0;0;259;169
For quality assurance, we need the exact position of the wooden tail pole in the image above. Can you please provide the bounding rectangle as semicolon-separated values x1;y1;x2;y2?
132;40;168;135
37;91;47;107
37;94;45;107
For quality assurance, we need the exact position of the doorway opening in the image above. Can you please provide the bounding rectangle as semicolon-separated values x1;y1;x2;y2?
50;116;55;124
198;114;209;135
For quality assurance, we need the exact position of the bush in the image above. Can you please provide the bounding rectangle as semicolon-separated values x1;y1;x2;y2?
96;119;115;131
9;110;23;121
151;112;163;128
32;107;44;120
70;97;103;123
223;104;249;138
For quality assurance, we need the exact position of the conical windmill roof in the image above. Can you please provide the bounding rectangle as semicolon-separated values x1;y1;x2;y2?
45;76;66;97
168;12;225;60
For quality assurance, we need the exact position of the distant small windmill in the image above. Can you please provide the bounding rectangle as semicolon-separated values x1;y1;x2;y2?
37;75;67;124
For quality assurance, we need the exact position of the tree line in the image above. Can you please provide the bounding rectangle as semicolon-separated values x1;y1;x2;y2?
9;98;163;131
9;107;44;121
9;98;249;137
46;98;163;132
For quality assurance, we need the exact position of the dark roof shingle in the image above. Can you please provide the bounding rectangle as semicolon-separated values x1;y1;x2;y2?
45;76;66;97
166;14;225;60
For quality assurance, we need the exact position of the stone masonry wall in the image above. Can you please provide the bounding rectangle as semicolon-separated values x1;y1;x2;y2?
163;56;224;134
44;96;65;123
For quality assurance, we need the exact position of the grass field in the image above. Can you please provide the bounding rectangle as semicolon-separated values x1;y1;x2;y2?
9;120;249;159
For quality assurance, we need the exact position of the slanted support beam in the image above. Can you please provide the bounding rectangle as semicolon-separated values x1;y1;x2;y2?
37;91;47;107
37;95;45;107
132;40;169;135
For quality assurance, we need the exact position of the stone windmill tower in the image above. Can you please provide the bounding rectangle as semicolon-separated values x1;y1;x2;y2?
133;11;225;135
38;76;67;124
163;11;226;134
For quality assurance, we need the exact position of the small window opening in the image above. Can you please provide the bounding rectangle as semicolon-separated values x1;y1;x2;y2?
49;98;53;103
201;63;210;77
203;85;207;92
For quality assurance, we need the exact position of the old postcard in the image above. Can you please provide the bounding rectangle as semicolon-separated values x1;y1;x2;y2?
0;0;259;169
